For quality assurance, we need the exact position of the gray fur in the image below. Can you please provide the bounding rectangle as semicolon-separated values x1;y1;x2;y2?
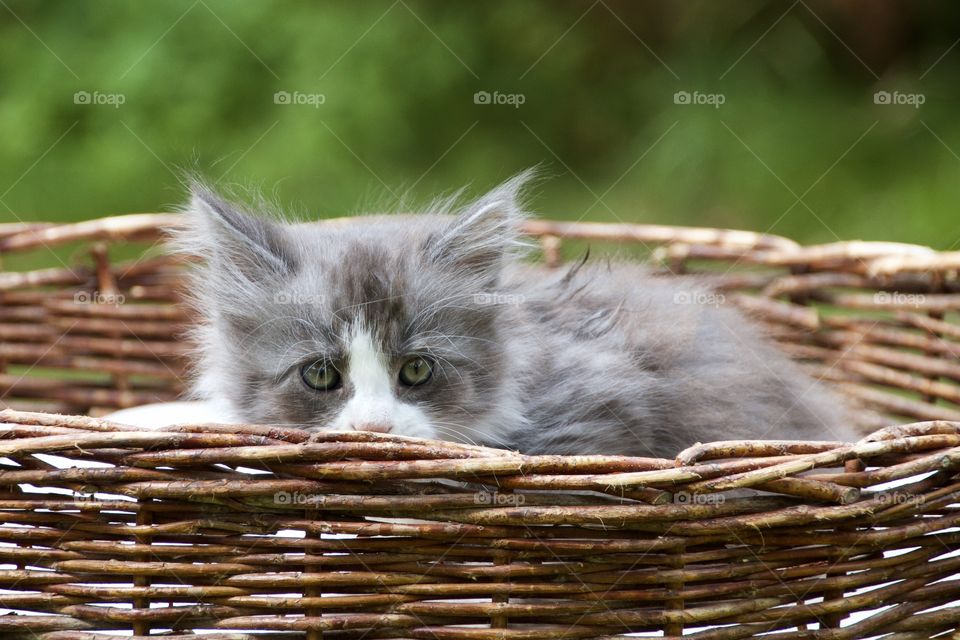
176;175;856;458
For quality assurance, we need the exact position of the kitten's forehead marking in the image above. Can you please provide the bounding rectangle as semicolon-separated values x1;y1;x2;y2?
331;326;432;435
329;325;396;432
348;327;392;398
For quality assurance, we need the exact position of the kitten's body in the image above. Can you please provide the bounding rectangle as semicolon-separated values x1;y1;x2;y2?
181;176;855;458
498;262;852;455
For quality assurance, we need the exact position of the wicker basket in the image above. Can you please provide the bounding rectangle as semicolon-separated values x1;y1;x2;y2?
2;214;960;639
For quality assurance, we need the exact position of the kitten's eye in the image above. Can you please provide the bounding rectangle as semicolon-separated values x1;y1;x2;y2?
301;361;342;391
399;356;433;387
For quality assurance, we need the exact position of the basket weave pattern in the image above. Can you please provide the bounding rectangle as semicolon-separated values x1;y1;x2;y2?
2;215;960;638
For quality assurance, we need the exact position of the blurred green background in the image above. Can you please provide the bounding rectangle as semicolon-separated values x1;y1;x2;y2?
1;0;958;247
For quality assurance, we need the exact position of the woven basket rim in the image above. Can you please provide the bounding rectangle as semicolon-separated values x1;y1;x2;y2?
3;212;960;271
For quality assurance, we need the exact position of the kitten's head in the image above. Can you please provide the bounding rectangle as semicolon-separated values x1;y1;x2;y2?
177;174;531;445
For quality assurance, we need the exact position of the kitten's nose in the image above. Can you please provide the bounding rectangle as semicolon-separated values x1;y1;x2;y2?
351;421;393;434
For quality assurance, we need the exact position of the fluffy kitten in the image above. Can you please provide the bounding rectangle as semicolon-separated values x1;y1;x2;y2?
178;175;855;458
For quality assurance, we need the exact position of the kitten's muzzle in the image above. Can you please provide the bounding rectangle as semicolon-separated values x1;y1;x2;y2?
351;421;393;433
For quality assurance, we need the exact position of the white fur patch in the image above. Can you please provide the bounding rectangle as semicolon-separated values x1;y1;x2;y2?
104;400;235;429
330;328;434;437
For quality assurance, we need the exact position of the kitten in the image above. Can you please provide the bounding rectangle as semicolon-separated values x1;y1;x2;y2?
177;174;855;458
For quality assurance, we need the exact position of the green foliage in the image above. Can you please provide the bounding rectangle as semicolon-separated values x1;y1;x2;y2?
1;0;958;247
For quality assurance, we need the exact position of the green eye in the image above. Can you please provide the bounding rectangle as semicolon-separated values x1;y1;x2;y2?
399;356;433;387
301;361;342;391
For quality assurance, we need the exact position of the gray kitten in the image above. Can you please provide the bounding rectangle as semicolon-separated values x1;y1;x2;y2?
178;174;855;458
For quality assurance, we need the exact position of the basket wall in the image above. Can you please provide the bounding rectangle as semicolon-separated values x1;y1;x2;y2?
2;215;960;638
3;215;960;424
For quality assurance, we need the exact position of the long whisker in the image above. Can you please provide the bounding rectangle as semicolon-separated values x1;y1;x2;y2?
429;421;515;450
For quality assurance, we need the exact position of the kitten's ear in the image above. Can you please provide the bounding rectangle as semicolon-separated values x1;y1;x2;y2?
180;184;297;283
424;171;532;278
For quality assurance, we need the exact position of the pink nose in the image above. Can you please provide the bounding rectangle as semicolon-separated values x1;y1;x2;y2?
351;422;393;433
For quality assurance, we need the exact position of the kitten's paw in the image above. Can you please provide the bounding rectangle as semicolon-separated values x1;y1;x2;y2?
305;428;356;443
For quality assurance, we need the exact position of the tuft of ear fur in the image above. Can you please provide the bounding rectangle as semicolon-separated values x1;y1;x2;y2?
424;170;534;279
177;183;298;287
171;183;299;406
